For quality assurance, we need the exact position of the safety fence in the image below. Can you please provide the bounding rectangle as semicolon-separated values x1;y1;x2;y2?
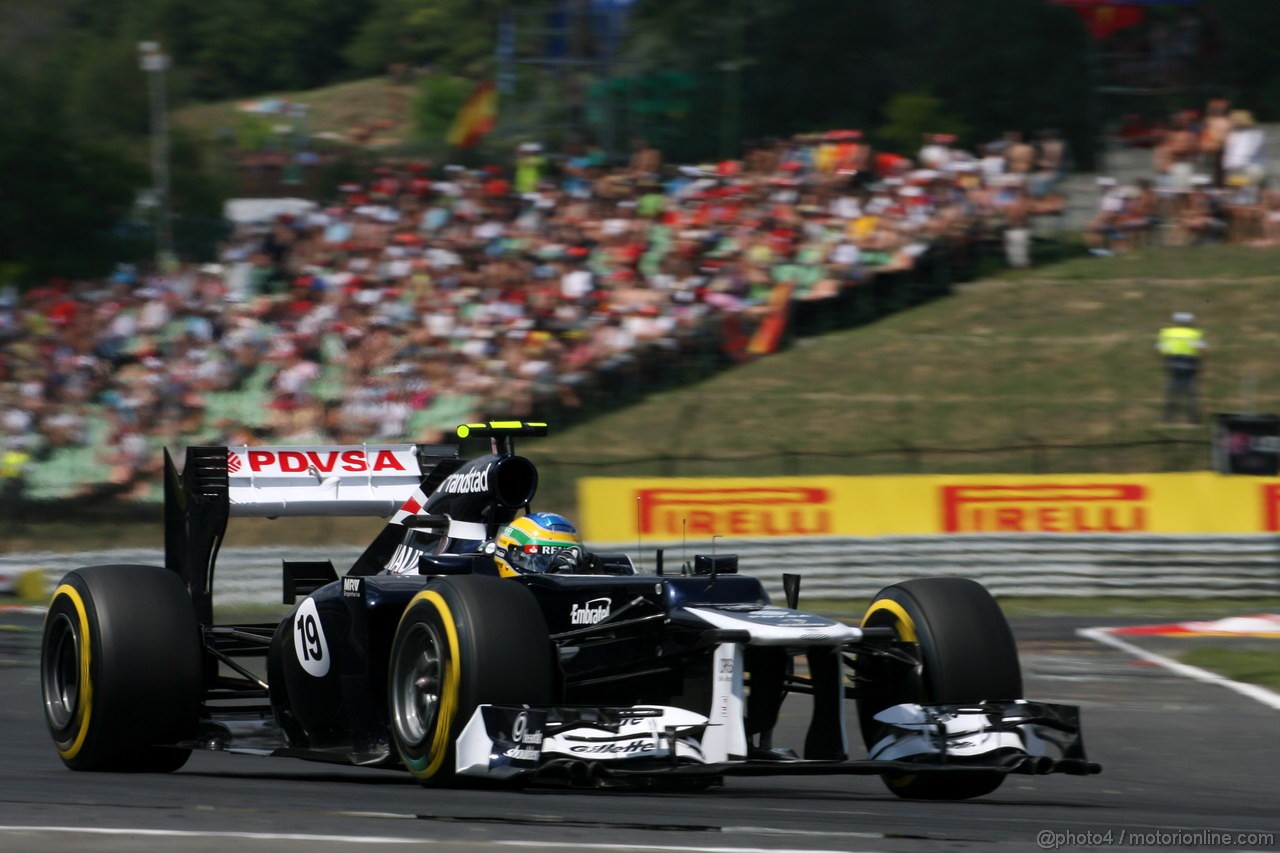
4;535;1277;602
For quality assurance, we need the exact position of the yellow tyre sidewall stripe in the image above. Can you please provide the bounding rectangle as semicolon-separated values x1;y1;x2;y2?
861;597;919;642
861;596;920;788
50;583;93;761
400;589;462;780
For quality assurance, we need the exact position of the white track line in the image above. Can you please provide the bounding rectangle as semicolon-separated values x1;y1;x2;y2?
1078;627;1280;711
0;829;870;853
497;843;870;853
0;827;423;844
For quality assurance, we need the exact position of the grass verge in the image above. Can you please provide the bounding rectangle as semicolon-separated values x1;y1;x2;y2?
1178;646;1280;691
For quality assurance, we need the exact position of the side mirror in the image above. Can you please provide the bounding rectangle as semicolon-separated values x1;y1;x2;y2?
693;554;738;575
403;514;451;530
592;552;637;576
416;553;493;575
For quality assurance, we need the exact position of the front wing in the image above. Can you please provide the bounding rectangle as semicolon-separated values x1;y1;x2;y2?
453;701;1101;784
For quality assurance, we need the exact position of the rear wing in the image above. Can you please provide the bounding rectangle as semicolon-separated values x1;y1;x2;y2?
164;443;460;624
225;445;449;518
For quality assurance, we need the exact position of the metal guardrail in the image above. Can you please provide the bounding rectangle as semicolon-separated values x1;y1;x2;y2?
4;536;1279;602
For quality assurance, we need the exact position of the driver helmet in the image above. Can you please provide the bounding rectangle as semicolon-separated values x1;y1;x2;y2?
492;512;584;576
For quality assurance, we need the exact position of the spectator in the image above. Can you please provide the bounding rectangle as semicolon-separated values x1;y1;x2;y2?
918;133;956;170
1155;110;1199;191
627;137;662;182
1003;131;1036;176
1223;110;1266;190
1259;187;1280;246
1116;179;1160;249
1199;98;1232;187
1086;178;1126;256
1177;182;1227;245
998;177;1033;269
1032;129;1068;197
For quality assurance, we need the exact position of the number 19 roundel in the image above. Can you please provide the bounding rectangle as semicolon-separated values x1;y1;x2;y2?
293;598;331;677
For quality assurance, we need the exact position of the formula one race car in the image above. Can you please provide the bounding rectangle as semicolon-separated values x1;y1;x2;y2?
40;422;1099;799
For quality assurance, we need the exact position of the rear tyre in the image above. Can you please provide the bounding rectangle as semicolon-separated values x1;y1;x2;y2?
41;565;203;772
857;577;1022;800
388;575;552;786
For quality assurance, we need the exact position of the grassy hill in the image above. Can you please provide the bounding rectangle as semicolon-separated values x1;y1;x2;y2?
523;244;1280;512
173;76;419;149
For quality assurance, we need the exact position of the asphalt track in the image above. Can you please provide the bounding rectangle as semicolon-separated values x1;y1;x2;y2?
0;608;1276;853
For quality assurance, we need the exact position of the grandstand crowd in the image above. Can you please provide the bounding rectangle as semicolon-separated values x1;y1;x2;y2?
0;115;1268;499
1089;101;1274;252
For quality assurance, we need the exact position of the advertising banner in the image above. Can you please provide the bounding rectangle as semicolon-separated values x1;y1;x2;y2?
579;473;1280;541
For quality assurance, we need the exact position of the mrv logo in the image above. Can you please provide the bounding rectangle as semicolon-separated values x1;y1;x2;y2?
570;597;611;625
440;465;490;494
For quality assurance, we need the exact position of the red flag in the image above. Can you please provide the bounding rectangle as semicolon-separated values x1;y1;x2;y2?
1077;5;1144;39
1050;1;1146;40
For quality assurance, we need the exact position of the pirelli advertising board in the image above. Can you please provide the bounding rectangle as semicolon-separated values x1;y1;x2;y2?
578;473;1280;541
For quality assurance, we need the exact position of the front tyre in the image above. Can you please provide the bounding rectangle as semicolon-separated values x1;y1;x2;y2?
388;575;552;786
857;577;1023;800
41;565;203;772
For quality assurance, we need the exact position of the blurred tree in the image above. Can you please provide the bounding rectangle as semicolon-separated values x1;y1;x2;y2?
61;36;152;139
1213;1;1280;118
175;0;368;99
922;0;1097;165
624;0;1097;164
346;0;511;77
0;2;236;280
168;127;234;260
0;0;367;101
732;0;906;141
875;92;970;156
0;65;145;281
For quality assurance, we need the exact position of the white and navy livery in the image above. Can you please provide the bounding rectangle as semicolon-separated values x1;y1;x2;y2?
38;422;1099;799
